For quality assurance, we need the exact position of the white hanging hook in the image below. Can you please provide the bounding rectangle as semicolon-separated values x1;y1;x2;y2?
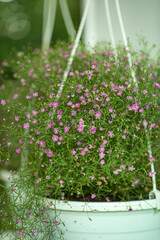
59;0;76;41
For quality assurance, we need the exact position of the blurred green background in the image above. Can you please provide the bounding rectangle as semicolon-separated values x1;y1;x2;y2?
0;0;80;62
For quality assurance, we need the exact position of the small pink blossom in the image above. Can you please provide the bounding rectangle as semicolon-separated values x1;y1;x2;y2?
143;120;148;127
23;123;30;129
1;100;6;106
100;160;105;165
47;150;53;157
15;116;19;121
150;123;155;129
26;95;31;99
18;231;25;236
72;149;76;155
13;94;19;99
32;110;38;116
16;148;21;153
80;150;85;156
99;152;105;159
69;72;74;76
129;166;135;171
149;171;156;177
33;92;38;97
12;186;16;191
149;157;155;162
53;102;58;109
17;218;22;223
91;193;96;199
26;113;31;119
132;179;139;187
52;135;58;141
53;221;59;226
113;169;121;175
64;126;70;133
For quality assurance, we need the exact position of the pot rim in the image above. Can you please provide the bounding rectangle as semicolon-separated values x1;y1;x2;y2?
45;198;157;212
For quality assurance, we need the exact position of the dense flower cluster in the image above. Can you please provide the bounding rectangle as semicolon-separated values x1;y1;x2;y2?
0;42;160;204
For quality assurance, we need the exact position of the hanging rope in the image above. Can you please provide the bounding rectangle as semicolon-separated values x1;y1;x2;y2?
115;0;157;194
51;0;90;118
59;0;76;41
42;0;57;51
104;0;117;61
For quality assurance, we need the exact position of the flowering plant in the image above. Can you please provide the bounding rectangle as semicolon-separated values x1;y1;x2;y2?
0;42;160;205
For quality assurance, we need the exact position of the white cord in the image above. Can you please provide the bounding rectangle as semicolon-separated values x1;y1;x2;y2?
104;0;117;61
51;0;90;117
59;0;76;41
42;0;57;51
115;0;157;193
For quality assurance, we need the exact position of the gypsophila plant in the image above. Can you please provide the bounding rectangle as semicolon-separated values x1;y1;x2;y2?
0;174;64;240
0;41;160;206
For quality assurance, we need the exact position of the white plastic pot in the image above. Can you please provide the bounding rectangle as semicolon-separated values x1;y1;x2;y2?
46;198;160;240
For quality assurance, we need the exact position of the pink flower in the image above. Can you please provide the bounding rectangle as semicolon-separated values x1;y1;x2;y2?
59;136;63;141
80;150;85;156
41;108;45;112
100;160;105;165
99;152;105;159
64;126;70;133
143;120;148;127
47;150;53;157
15;116;19;121
154;82;160;88
46;68;51;71
149;157;155;162
143;90;148;94
52;135;58;141
32;110;38;116
18;231;25;236
122;135;126;139
16;148;21;153
129;166;135;171
26;113;31;119
53;221;59;226
26;95;31;99
17;218;22;223
90;125;96;134
105;68;110;73
108;131;114;138
54;128;59;134
99;145;105;152
91;193;96;199
23;123;30;129
39;141;45;147
149;171;156;177
150;123;155;129
13;94;19;99
113;169;121;175
95;110;102;119
53;102;58;109
132;179;139;187
33;92;38;97
1;100;6;106
12;186;16;191
69;72;74;76
120;164;126;170
72;149;76;155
